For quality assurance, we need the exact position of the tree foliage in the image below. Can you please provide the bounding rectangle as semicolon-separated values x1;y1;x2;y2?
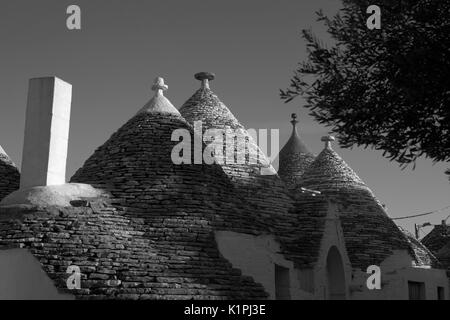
281;0;450;170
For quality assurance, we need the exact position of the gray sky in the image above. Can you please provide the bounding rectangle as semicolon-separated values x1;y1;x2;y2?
0;0;448;234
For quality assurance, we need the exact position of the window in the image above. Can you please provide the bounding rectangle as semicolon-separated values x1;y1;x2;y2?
275;264;291;300
437;287;445;300
408;281;426;300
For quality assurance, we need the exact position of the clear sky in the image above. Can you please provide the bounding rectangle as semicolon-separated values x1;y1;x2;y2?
0;0;448;235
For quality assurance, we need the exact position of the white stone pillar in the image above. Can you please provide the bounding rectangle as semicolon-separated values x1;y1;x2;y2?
20;77;72;189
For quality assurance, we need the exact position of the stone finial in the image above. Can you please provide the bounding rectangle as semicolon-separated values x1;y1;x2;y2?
137;76;181;115
321;135;335;150
152;77;168;96
195;72;215;90
290;113;299;137
291;113;299;127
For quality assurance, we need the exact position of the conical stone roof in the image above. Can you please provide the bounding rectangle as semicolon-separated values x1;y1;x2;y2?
278;114;315;190
298;136;367;192
0;145;20;201
399;227;441;268
180;73;334;272
179;72;293;224
297;136;416;269
21;77;272;299
180;72;243;129
422;224;450;269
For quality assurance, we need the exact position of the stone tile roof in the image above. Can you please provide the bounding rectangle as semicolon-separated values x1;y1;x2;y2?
178;73;328;270
62;78;272;299
179;73;294;225
278;114;315;190
296;137;419;270
179;73;243;130
178;73;344;270
280;193;329;268
422;224;450;269
0;146;20;201
298;137;367;192
433;243;450;270
422;224;450;253
0;200;267;300
0;76;321;299
399;227;441;268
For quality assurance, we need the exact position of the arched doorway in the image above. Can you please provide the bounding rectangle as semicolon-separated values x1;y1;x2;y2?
326;246;346;300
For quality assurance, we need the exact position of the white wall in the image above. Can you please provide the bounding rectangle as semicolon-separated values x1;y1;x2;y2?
311;201;352;300
350;250;450;300
0;248;73;300
214;200;449;300
215;231;313;300
214;202;352;300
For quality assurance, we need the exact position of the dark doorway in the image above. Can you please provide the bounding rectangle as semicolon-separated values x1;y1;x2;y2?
437;286;445;300
326;246;346;300
275;264;291;300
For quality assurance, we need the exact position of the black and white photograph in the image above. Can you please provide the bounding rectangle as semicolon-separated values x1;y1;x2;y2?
0;0;449;309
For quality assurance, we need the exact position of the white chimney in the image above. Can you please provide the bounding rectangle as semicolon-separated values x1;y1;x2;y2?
20;77;72;189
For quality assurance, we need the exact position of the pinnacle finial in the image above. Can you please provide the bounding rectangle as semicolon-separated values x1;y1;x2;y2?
152;77;168;95
290;113;299;137
291;113;299;126
321;135;335;150
195;72;215;89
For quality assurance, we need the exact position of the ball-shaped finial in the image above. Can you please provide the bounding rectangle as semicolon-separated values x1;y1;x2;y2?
290;113;299;128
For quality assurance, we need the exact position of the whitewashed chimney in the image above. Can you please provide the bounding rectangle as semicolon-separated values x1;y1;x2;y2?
20;77;72;189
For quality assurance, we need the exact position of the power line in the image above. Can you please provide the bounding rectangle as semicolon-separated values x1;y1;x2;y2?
392;205;450;221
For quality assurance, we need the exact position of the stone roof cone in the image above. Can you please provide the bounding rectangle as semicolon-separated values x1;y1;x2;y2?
278;113;315;190
422;223;450;269
299;135;367;191
179;72;294;223
297;136;428;269
0;145;20;201
67;77;272;299
180;72;243;129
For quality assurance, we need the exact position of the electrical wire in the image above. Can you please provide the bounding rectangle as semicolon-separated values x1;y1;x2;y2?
392;205;450;221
